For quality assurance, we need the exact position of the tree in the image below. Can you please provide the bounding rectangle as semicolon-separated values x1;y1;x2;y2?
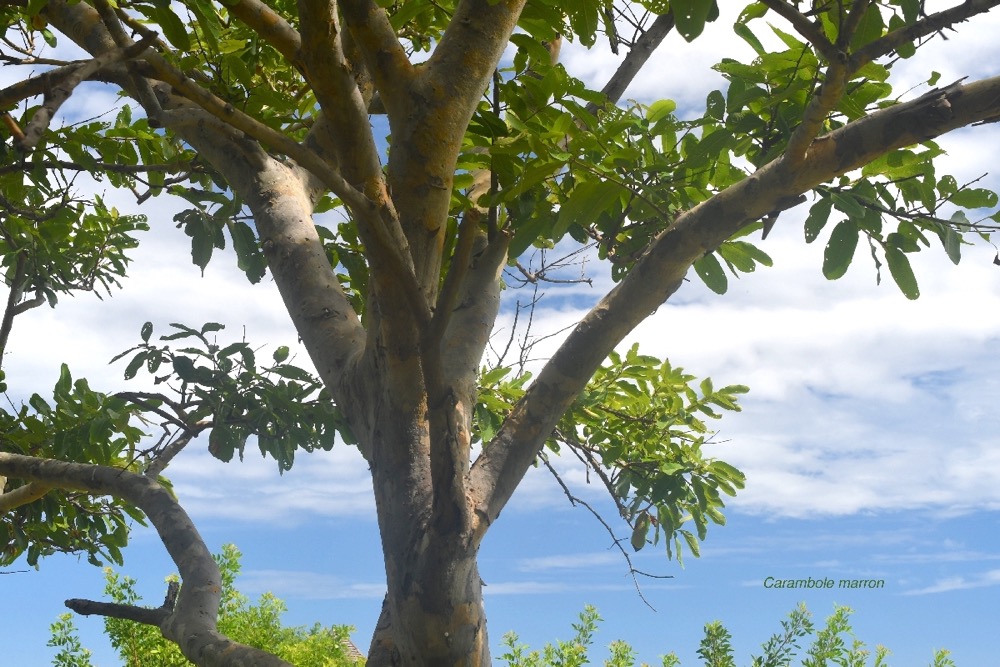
498;604;956;667
1;0;999;665
48;544;363;667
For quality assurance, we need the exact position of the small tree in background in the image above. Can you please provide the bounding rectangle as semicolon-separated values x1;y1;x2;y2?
499;604;955;667
48;544;363;667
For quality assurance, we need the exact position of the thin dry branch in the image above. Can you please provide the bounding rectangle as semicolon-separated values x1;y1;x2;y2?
5;34;156;151
540;453;670;611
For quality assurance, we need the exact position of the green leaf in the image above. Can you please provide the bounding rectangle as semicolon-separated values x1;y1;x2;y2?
672;0;717;41
733;22;766;56
647;99;677;123
938;220;962;265
172;357;199;382
229;221;266;284
124;353;147;381
679;529;701;558
706;90;726;120
555;180;623;240
885;246;920;299
54;363;72;398
950;187;998;209
737;1;768;22
693;253;728;294
822;220;859;280
804;197;833;243
273;346;290;363
140;321;153;343
830;192;866;220
567;0;601;46
153;6;191;51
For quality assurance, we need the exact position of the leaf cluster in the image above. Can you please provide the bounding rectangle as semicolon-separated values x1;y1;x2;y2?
48;543;364;667
113;321;355;472
0;365;147;567
0;164;148;307
477;343;747;563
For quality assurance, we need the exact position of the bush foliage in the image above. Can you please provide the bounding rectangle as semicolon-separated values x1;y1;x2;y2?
48;544;363;667
499;604;955;667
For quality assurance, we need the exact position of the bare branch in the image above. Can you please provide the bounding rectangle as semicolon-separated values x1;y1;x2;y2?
5;33;156;151
540;453;669;611
69;579;179;622
66;594;170;626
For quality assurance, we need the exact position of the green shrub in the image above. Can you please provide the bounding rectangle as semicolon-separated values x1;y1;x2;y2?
49;544;362;667
500;604;954;667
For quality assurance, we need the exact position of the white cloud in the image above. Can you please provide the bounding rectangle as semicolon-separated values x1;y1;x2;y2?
903;568;1000;595
167;445;375;524
483;581;635;596
517;552;621;572
239;569;386;600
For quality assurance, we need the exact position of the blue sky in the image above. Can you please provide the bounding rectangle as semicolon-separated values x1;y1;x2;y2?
4;4;1000;666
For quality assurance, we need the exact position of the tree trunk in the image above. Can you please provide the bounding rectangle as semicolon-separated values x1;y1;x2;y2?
366;533;489;667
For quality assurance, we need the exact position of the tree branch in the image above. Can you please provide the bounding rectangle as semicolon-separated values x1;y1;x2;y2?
850;0;1000;71
591;11;676;114
0;452;292;667
66;582;174;626
136;41;376;217
758;0;839;63
8;33;156;151
469;73;1000;538
0;481;53;512
783;57;848;166
0;159;196;177
425;0;525;96
227;0;302;65
92;0;163;119
539;453;669;610
339;0;413;113
295;0;430;330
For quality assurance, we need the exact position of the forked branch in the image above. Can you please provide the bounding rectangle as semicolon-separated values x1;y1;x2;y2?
0;452;292;666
